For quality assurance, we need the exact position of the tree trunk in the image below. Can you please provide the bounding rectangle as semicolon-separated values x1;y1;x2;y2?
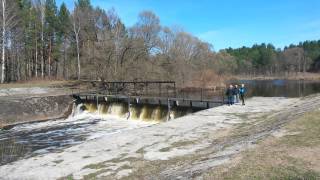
48;38;52;77
41;7;45;79
63;37;66;79
76;33;80;80
16;47;20;81
55;60;58;79
1;0;6;83
303;55;307;73
35;37;38;78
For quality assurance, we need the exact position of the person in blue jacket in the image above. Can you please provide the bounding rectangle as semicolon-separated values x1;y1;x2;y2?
239;84;246;105
225;85;234;106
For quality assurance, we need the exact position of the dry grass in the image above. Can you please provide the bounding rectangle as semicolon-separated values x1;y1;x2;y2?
0;80;76;89
184;69;229;89
204;110;320;179
235;72;320;81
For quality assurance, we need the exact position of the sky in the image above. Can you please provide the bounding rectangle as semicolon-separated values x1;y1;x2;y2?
56;0;320;51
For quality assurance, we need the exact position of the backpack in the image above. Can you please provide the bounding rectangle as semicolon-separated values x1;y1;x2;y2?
239;87;245;94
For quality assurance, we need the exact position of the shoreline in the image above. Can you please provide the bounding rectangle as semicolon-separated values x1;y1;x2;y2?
233;72;320;81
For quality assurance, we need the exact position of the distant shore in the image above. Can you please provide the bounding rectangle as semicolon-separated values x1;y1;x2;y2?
233;72;320;81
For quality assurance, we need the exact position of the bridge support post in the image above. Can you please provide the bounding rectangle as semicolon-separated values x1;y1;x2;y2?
96;94;99;111
222;91;225;105
201;88;203;101
174;83;177;98
127;97;131;120
167;99;171;121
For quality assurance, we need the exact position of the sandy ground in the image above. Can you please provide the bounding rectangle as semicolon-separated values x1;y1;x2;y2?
0;96;303;180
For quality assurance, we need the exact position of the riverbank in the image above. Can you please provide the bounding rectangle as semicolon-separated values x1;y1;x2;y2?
234;72;320;81
1;94;319;179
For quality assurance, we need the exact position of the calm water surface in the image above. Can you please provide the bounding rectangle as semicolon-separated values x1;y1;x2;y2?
233;80;320;97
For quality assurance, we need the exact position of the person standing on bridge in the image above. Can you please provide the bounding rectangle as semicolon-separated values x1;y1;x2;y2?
239;84;246;105
226;85;234;106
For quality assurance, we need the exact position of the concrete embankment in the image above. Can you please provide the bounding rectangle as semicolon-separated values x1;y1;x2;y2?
0;88;73;129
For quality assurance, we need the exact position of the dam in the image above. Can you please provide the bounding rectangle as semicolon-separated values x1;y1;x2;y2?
0;81;224;165
1;80;320;179
72;81;224;122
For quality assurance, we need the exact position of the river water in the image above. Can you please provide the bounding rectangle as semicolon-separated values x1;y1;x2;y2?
0;80;319;165
233;80;320;97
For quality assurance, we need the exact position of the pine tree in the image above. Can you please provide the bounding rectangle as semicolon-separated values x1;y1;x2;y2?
57;2;71;79
44;0;58;77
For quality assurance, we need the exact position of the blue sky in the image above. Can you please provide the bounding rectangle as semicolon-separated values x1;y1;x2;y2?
57;0;320;51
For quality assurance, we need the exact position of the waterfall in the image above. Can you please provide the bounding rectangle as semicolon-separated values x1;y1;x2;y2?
70;101;194;122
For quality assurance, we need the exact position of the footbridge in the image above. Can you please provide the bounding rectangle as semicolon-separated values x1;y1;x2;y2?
71;81;225;120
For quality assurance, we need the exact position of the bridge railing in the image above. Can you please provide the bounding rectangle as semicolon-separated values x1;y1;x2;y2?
70;80;226;105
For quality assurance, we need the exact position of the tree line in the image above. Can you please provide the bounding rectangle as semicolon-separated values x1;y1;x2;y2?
225;40;320;76
0;0;319;86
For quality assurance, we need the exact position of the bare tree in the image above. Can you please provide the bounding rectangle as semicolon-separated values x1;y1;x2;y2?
72;2;81;80
0;0;17;83
1;0;6;83
132;11;161;53
34;0;46;79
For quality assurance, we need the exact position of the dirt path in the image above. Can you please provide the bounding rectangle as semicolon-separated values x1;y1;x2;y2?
1;95;319;179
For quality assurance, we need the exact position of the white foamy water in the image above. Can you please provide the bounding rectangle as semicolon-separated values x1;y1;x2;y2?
0;108;155;165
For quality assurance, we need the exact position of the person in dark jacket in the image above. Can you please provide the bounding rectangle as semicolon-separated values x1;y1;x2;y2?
225;85;234;105
239;84;246;105
233;84;239;104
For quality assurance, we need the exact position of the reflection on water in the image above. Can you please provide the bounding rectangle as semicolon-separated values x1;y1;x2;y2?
232;80;320;97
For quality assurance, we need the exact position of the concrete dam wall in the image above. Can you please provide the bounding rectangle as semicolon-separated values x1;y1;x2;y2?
0;95;73;128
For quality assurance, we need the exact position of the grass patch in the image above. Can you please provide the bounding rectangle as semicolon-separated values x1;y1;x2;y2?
57;174;74;180
83;162;107;170
204;110;320;179
136;148;145;154
83;169;110;180
0;80;73;89
171;140;195;147
280;111;320;147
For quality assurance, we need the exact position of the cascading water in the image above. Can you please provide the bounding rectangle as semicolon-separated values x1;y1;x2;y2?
0;99;199;166
0;101;157;166
76;101;194;122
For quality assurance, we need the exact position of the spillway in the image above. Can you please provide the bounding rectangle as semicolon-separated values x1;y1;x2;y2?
73;100;196;123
